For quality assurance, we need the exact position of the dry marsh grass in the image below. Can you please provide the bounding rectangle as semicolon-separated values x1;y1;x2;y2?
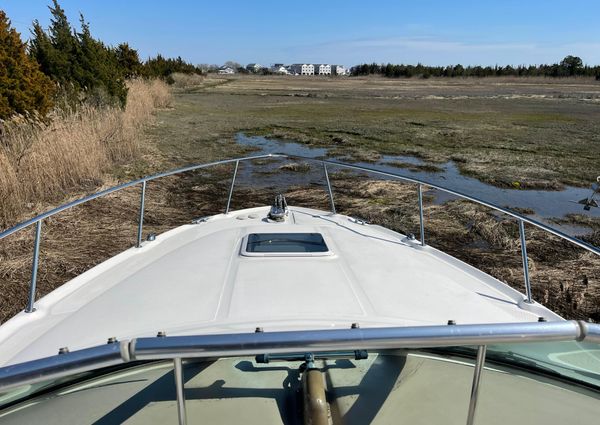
1;76;599;323
0;79;172;228
170;72;205;89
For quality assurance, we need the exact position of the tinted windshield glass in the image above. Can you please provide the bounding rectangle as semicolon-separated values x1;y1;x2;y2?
246;233;328;253
486;341;600;387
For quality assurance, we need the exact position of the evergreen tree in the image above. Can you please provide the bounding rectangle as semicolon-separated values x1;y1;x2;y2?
29;0;127;106
0;10;55;119
76;15;127;105
115;43;142;78
560;55;584;76
143;54;202;80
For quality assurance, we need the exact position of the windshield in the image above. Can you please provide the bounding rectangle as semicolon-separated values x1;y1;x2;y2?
485;340;600;387
1;349;599;424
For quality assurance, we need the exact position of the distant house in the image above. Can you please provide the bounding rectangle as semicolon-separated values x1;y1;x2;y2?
289;64;314;75
218;66;235;75
271;64;289;74
302;64;315;75
332;65;347;76
287;64;301;75
246;63;262;73
315;64;332;75
271;63;344;76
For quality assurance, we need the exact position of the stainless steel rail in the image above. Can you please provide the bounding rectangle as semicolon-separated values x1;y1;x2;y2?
225;160;239;214
466;345;487;425
173;357;187;425
1;153;599;315
323;163;336;214
0;342;123;391
0;320;595;392
136;181;147;248
129;321;584;360
1;321;598;425
418;184;425;247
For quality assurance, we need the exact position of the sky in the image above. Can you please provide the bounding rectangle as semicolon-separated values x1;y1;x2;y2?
2;0;600;67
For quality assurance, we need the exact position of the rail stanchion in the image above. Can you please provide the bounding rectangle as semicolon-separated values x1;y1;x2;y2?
418;184;425;246
174;358;187;425
26;220;42;313
225;160;239;214
323;163;336;214
466;345;487;425
519;219;533;303
136;180;147;248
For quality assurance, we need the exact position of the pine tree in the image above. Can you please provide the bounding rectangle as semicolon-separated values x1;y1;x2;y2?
0;10;55;119
115;43;142;78
29;0;127;106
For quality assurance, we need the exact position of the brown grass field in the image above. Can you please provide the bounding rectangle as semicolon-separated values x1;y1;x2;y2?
0;75;599;322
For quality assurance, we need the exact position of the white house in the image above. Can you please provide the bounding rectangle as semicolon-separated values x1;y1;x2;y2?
246;63;262;73
279;63;345;76
288;64;313;75
218;66;235;75
331;65;347;75
315;64;332;75
302;64;315;75
271;64;289;74
290;64;314;75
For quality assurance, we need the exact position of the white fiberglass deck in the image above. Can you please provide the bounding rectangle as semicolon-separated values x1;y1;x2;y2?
0;206;557;366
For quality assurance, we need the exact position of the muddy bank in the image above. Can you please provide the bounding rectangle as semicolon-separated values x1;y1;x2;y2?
235;133;600;235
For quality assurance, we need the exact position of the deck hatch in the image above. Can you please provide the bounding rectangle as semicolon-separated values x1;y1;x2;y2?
241;233;332;257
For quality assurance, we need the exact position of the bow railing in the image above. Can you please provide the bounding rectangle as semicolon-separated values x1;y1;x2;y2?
1;153;599;315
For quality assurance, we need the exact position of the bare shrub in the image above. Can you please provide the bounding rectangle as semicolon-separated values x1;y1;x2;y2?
0;79;171;228
170;72;205;89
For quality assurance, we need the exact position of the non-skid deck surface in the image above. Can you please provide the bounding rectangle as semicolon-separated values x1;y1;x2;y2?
0;207;553;366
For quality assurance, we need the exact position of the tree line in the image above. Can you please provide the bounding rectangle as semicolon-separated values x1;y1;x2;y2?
350;56;600;79
0;0;202;120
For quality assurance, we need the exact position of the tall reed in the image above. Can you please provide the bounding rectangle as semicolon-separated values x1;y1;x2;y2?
0;79;172;228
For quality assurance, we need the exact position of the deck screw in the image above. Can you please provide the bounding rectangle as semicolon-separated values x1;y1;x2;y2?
255;327;264;333
157;331;166;337
538;317;547;322
447;320;456;325
107;337;118;344
58;347;69;354
351;323;360;329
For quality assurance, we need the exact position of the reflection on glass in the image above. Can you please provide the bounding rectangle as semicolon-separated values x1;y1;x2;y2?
246;233;329;253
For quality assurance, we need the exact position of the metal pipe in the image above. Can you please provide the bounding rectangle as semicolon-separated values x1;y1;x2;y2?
130;321;581;361
136;181;147;248
173;357;187;425
26;220;42;313
0;343;124;391
1;153;598;258
0;320;590;393
579;321;600;344
225;160;239;214
323;163;336;214
303;369;329;425
519;220;533;303
418;184;425;247
466;345;487;425
0;154;274;241
272;154;600;256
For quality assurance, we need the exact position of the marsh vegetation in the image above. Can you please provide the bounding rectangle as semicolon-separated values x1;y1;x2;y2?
1;74;599;322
